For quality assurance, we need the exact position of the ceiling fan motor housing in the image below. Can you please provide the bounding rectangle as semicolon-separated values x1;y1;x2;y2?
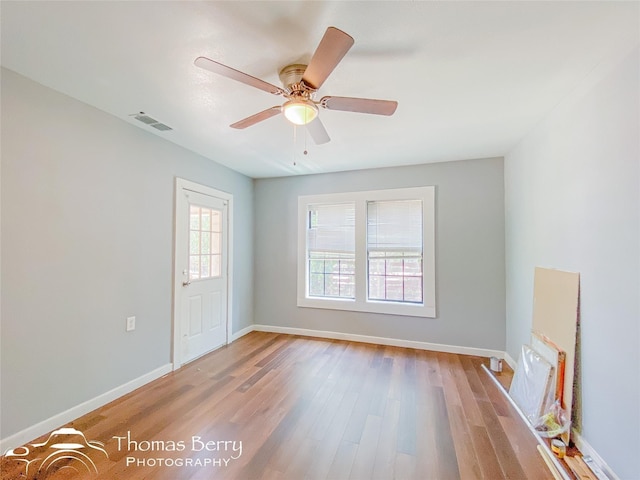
279;64;312;93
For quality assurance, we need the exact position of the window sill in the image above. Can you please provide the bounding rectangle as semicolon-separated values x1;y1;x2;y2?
297;297;436;318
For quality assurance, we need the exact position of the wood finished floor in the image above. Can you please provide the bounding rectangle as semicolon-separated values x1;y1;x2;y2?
1;332;552;480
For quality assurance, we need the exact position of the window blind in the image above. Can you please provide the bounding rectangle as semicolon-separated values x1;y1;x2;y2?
307;203;356;255
367;200;423;253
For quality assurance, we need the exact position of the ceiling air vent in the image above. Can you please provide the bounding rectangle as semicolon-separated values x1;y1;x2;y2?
150;123;173;131
130;112;173;132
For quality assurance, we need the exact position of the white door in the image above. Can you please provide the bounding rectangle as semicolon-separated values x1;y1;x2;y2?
175;185;229;365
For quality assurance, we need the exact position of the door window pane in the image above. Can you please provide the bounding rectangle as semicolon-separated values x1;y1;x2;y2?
189;204;222;280
201;209;211;231
201;232;211;254
190;206;200;230
189;255;200;280
201;255;210;278
211;254;221;278
190;231;200;255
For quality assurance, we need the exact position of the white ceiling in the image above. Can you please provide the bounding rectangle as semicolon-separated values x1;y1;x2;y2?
1;1;638;178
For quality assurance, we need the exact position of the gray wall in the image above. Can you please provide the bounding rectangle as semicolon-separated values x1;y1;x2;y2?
254;158;506;350
0;69;254;438
504;46;639;478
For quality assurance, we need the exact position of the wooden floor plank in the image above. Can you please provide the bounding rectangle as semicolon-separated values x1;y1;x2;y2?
453;355;486;426
447;404;482;480
394;451;417;480
414;391;441;480
498;416;555;480
396;349;418;456
372;398;400;480
349;414;383;480
267;339;351;473
326;440;358;480
1;332;550;480
304;390;359;480
432;385;462;480
437;351;464;409
282;437;318;479
237;394;309;479
470;424;506;480
342;352;380;444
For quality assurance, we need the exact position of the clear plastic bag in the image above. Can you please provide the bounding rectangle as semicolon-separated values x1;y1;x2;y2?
509;344;554;423
534;399;571;438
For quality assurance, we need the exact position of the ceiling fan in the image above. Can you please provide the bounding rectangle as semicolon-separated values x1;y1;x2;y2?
194;27;398;145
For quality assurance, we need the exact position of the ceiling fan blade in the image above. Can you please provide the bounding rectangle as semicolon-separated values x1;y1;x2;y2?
302;27;354;90
230;106;282;129
195;57;285;96
320;96;398;116
306;117;330;145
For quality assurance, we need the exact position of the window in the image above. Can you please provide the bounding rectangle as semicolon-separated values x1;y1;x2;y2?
367;199;423;303
298;187;435;318
307;203;356;299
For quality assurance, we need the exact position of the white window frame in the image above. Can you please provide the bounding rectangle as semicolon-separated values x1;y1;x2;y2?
297;186;436;318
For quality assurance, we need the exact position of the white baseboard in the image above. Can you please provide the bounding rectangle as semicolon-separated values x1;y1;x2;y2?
503;351;517;370
252;324;505;358
571;429;619;480
230;324;254;342
0;363;173;454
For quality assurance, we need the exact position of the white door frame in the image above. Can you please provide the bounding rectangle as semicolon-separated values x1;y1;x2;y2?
172;178;233;369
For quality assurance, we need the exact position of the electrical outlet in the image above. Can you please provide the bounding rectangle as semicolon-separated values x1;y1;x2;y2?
126;316;136;332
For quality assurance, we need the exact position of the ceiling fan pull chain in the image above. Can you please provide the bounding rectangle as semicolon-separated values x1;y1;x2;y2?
304;127;308;156
292;125;297;166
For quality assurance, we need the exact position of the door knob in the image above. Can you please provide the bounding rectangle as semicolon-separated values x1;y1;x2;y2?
182;280;191;287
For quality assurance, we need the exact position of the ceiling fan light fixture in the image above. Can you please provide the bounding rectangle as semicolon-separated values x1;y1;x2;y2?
283;99;318;125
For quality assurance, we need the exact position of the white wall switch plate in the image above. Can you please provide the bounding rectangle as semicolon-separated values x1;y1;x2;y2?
126;316;136;332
